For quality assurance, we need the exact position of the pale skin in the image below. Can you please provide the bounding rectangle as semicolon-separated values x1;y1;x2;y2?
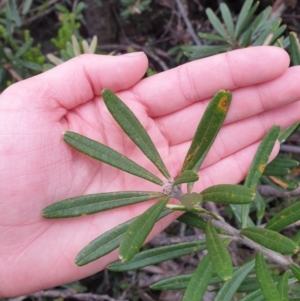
1;47;300;297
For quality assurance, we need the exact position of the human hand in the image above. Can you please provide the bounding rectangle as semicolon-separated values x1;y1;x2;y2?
1;47;300;297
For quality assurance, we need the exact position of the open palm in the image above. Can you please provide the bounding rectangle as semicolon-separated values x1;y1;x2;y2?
1;47;300;297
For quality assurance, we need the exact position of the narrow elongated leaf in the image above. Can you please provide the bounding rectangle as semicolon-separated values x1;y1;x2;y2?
177;212;206;229
241;125;280;228
289;32;300;66
42;191;164;218
220;3;235;37
206;221;233;281
255;252;281;301
75;209;172;266
277;271;289;301
102;89;170;179
198;32;226;42
173;170;199;186
241;227;299;255
254;191;265;220
267;157;299;169
214;260;255;301
234;0;254;38
290;264;300;281
15;37;33;58
178;212;227;233
64;131;163;185
279;123;299;143
119;197;170;262
205;8;228;40
293;229;300;245
184;45;229;59
180;193;202;208
181;90;231;172
265;201;300;231
108;240;208;272
263;166;289;176
182;253;214;301
166;203;217;218
201;184;255;204
22;0;33;15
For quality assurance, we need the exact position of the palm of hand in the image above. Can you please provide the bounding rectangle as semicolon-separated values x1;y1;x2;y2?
1;48;300;297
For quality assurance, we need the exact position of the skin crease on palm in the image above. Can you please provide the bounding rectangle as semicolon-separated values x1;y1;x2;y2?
1;46;300;297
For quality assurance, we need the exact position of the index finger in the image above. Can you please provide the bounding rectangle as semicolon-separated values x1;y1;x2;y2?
132;46;289;117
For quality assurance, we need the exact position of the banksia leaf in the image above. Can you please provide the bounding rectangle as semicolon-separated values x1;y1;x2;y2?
182;90;231;172
206;221;233;281
277;271;289;301
119;197;170;262
182;253;214;301
290;264;300;281
108;240;208;272
220;3;234;37
255;252;281;301
102;89;170;180
289;32;300;66
241;125;280;227
64;131;163;185
265;201;300;231
234;0;256;39
278;123;299;143
201;184;255;204
180;193;202;208
214;260;255;301
75;209;172;266
241;227;299;255
205;8;228;40
42;191;164;218
173;170;199;186
198;32;226;42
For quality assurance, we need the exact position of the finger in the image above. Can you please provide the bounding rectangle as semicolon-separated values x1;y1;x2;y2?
168;100;300;174
131;46;289;117
156;66;300;145
1;53;148;112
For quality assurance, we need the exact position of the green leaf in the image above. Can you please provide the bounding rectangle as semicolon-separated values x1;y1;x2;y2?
263;165;289;176
102;89;170;180
253;19;281;46
254;192;265;220
181;90;232;172
214;260;255;301
205;8;228;40
22;0;33;15
265;201;300;231
293;229;300;245
173;170;199;186
178;212;226;233
180;193;202;208
267;157;299;169
234;0;255;38
182;253;214;301
42;191;164;218
166;203;217;218
289;32;300;66
198;32;227;42
277;271;289;301
108;240;208;272
14;38;34;58
183;45;229;60
278;123;299;143
64;131;163;185
6;0;21;27
290;264;300;281
119;197;170;262
255;252;281;301
241;125;280;228
241;227;299;255
201;184;255;204
75;208;172;266
20;60;43;71
220;3;235;38
206;221;233;281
